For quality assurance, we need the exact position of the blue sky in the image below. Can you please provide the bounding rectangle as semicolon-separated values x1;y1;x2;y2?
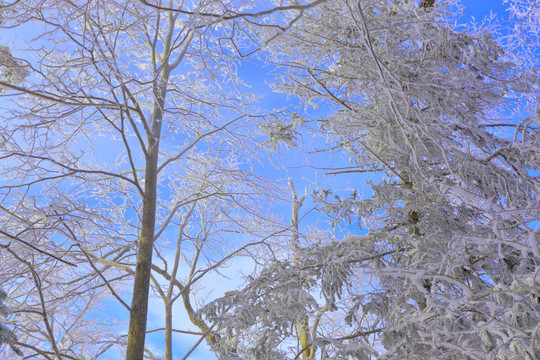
462;0;507;20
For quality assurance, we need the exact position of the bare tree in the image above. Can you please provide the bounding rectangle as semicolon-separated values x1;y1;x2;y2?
0;0;313;359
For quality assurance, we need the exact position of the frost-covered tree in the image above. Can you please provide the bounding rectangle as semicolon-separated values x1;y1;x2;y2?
0;288;21;356
201;0;540;359
0;0;321;359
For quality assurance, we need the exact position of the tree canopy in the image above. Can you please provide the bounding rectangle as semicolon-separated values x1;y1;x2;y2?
0;0;538;359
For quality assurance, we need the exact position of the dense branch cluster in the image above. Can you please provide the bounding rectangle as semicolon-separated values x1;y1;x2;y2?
201;0;540;359
0;0;538;359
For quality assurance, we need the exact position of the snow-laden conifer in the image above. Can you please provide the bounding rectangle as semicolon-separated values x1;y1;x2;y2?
202;0;539;359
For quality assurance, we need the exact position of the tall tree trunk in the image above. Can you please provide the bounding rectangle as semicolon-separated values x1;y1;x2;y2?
164;301;173;360
125;141;160;360
289;180;312;359
126;69;168;359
